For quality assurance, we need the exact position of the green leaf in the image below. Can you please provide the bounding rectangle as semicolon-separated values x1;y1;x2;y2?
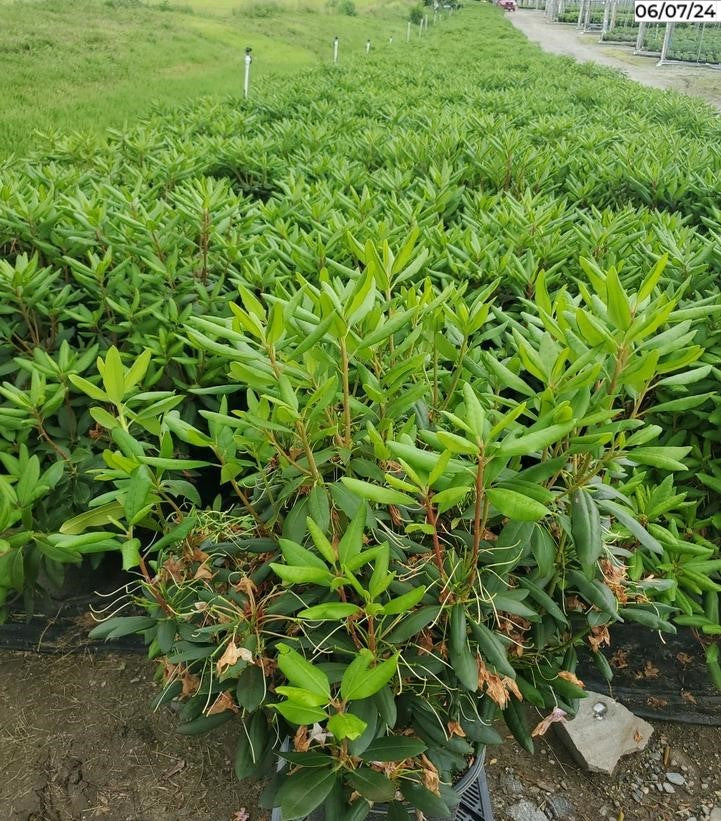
124;468;152;523
487;488;550;521
306;517;337;565
605;267;632;331
384;606;440;643
382;586;426;615
277;643;331;699
270;701;328;725
462;382;486;441
270;564;333;586
341;650;399;701
432;486;471;514
298;603;362;620
436;430;478;455
275;687;328;707
629;447;689;472
637;253;668;302
597;499;663;554
276;767;336;821
59;502;125;535
121;538;141;571
497;422;574;458
360;736;426;762
338;503;367;564
341;477;416;507
400;781;450;817
327;711;367;740
279;538;328;570
102;346;126;405
68;374;108;402
346;768;396;803
236;665;266;711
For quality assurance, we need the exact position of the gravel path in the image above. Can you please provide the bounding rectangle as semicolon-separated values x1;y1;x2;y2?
507;10;721;109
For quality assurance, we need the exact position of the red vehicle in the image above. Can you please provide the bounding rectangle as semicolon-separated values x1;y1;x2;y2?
497;0;517;9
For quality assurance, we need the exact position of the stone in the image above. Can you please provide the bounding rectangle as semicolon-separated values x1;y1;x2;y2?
709;808;721;821
555;691;654;776
546;794;575;819
500;771;524;796
667;772;686;786
663;783;676;794
507;799;549;821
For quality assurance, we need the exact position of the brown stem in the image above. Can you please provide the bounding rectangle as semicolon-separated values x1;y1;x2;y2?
137;554;174;617
339;336;352;448
471;452;486;574
35;415;70;461
424;495;446;577
230;478;270;536
296;421;322;483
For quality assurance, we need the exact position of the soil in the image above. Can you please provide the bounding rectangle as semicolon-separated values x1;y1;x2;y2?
2;645;720;821
507;10;721;110
0;650;264;821
486;714;721;820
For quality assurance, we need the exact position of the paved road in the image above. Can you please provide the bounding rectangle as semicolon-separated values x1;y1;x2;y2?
507;10;721;109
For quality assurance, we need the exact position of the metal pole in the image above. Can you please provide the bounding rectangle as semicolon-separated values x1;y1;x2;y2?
583;0;591;31
601;0;610;35
333;35;339;64
243;48;252;99
658;22;673;64
635;21;646;52
577;0;585;28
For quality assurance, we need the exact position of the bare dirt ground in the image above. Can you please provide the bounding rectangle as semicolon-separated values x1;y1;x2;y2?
1;647;720;821
507;10;721;110
0;651;264;821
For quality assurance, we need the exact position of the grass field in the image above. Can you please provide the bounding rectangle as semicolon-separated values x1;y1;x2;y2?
0;0;418;155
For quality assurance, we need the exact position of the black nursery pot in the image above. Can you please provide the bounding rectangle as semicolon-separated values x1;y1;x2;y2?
271;745;494;821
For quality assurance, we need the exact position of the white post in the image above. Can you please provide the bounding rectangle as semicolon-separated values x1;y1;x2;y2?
635;21;646;52
407;21;411;41
583;0;591;31
577;0;585;28
658;22;673;63
333;35;339;64
243;49;252;99
601;0;610;35
389;36;393;44
366;39;371;54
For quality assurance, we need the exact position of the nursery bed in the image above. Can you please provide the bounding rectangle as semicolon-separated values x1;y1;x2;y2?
1;650;720;821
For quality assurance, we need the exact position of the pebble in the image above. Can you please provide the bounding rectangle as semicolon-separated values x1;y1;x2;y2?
664;783;676;794
507;799;548;821
500;772;524;796
545;794;575;819
710;808;721;821
667;772;686;786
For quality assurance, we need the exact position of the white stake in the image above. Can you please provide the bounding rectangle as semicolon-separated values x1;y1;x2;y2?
389;36;393;45
407;21;411;42
243;48;252;99
366;38;371;54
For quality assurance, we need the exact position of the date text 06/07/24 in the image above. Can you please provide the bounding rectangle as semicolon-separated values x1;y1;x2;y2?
635;1;718;21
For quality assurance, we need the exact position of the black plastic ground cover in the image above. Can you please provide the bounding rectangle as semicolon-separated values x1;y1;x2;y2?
578;624;721;726
0;595;144;655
